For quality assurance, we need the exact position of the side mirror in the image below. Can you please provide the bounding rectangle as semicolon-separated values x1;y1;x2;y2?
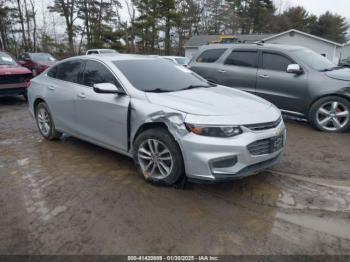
287;64;303;74
93;83;124;94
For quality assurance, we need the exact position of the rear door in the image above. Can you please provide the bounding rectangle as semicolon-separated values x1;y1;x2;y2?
44;59;84;133
255;50;308;113
75;59;130;151
189;48;228;83
214;48;258;94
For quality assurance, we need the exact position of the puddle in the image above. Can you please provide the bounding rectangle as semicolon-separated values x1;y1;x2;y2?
276;212;350;239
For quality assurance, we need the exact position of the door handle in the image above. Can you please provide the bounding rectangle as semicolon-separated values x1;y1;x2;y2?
77;93;86;99
48;85;55;91
259;74;270;79
218;70;226;73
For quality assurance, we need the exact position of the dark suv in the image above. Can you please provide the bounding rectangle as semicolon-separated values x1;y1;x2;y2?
189;44;350;132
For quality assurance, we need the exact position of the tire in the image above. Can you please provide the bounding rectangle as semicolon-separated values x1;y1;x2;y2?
309;96;350;132
133;128;185;186
35;102;62;140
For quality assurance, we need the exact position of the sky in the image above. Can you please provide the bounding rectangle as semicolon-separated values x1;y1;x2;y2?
273;0;350;20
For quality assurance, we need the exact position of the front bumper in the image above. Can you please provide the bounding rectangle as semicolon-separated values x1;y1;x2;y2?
179;121;286;182
0;86;28;96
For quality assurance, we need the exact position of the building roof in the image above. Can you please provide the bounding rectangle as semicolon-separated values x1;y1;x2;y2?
262;29;343;47
184;34;273;47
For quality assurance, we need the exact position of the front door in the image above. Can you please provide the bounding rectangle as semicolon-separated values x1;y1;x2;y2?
255;51;309;114
75;60;130;151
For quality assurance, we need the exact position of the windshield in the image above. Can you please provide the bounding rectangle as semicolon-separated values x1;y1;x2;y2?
0;52;17;66
113;59;209;92
292;48;335;71
30;53;56;62
175;57;189;65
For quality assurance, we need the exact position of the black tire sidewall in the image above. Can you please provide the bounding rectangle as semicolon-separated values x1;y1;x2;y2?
133;128;185;185
309;96;350;132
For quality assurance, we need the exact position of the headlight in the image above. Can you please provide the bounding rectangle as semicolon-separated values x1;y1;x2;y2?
185;123;242;137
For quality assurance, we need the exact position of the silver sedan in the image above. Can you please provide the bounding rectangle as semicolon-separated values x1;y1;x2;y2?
28;54;286;185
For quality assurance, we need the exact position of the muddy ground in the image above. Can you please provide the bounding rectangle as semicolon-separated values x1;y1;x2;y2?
0;96;349;255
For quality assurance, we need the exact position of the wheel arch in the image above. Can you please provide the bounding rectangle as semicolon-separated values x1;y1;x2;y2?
131;122;169;145
33;97;46;114
308;93;350;113
131;121;187;164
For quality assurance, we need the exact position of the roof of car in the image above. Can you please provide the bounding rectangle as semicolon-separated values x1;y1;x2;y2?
198;43;305;52
71;53;165;62
162;56;187;59
87;49;117;52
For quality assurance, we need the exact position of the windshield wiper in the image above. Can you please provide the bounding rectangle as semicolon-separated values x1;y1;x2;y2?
321;65;346;72
144;88;171;93
179;82;217;91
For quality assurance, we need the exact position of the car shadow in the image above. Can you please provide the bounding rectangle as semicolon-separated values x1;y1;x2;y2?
0;96;27;106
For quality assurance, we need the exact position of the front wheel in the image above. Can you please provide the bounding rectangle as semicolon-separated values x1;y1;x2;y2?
133;128;185;185
309;96;350;132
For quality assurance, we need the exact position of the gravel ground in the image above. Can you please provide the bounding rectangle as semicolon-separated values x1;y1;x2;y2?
0;96;349;255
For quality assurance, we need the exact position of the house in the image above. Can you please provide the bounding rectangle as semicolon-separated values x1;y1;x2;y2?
342;43;350;60
184;34;272;58
261;29;343;64
184;29;343;64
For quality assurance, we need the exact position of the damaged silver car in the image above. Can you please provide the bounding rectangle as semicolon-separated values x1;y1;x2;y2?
28;54;286;185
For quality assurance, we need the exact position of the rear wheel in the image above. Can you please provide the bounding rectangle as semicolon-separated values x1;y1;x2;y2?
309;96;350;132
35;102;61;140
133;128;185;185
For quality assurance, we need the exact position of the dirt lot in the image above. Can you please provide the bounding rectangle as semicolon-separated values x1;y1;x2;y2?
0;96;349;255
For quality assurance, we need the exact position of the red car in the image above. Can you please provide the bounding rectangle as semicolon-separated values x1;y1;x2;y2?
0;51;32;100
18;52;57;76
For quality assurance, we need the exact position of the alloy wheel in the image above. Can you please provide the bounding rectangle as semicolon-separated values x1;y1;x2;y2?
137;139;174;179
316;101;350;131
37;107;51;136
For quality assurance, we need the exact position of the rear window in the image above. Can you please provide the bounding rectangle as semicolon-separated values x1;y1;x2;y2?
224;51;257;68
196;49;227;63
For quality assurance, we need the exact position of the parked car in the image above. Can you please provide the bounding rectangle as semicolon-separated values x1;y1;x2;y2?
189;44;350;132
162;56;190;67
28;55;285;185
18;52;57;76
0;51;32;100
86;49;119;55
339;57;350;67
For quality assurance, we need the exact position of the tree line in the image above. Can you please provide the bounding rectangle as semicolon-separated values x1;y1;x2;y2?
0;0;349;58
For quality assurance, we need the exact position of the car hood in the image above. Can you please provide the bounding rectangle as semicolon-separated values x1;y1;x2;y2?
146;85;273;116
0;65;32;76
325;68;350;81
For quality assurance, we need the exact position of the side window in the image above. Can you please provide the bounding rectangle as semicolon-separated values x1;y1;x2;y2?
224;51;257;68
56;60;83;83
47;65;58;78
83;60;120;88
87;51;98;55
262;52;292;71
196;48;227;63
